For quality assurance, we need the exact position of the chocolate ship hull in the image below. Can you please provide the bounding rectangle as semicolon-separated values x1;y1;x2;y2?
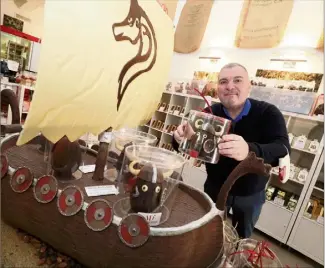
1;133;224;268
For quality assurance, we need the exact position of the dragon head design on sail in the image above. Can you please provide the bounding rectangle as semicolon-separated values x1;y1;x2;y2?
112;0;158;111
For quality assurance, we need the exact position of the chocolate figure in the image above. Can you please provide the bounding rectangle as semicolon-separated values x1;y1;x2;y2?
51;136;82;180
129;165;165;213
190;122;218;161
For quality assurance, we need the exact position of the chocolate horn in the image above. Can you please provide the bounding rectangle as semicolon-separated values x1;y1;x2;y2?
162;169;173;179
216;152;272;212
115;140;125;151
129;160;141;176
129;160;173;178
194;119;204;129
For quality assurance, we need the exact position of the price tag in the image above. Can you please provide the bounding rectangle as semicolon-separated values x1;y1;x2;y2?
85;185;119;197
317;216;324;225
274;197;285;207
308;139;320;153
99;132;112;143
79;164;107;173
138;212;162;226
293;135;307;150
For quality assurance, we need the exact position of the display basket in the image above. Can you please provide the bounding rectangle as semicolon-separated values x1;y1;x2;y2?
179;110;231;164
114;144;186;226
107;128;157;172
231;239;283;268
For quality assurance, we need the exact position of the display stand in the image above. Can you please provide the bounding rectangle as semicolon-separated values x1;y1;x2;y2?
287;150;324;265
257;113;324;244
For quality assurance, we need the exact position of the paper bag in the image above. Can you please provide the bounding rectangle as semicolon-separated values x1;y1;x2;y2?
235;0;294;48
174;0;214;53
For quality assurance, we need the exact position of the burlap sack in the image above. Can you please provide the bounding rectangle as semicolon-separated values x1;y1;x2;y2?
174;0;214;53
235;0;294;48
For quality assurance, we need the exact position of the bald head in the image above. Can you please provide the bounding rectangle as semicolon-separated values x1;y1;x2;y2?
219;63;248;79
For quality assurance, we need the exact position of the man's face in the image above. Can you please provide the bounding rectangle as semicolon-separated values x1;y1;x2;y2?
217;66;250;109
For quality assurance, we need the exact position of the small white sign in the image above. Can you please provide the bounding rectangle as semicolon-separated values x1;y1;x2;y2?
85;185;119;197
274;197;285;207
293;135;307;150
79;164;107;173
317;216;324;225
308;139;320;153
283;61;296;69
138;212;162;226
99;132;112;143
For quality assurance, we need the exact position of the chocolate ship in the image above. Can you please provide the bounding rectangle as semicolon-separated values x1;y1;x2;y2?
1;1;273;267
1;113;271;267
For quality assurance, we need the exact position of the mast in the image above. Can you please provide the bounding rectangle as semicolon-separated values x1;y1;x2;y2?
93;127;113;181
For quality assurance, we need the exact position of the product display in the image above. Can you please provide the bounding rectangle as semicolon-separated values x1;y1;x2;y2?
179;110;231;164
107;129;157;173
287;195;298;212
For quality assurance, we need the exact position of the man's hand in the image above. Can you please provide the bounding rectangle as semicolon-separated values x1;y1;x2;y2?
174;121;195;144
218;134;249;161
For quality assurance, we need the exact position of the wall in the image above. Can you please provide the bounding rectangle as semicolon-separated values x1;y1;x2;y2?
1;0;44;38
168;0;324;93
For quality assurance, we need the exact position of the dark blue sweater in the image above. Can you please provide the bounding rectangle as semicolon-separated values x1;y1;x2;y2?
172;98;290;199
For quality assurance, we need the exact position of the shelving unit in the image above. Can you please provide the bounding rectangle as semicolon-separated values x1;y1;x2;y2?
287;150;324;265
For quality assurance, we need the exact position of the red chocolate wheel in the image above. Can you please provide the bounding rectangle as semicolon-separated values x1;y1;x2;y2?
118;213;150;248
84;199;113;231
57;185;84;216
10;167;33;193
1;154;9;179
33;175;58;203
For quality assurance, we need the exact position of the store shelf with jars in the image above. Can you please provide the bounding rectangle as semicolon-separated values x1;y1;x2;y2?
287;150;324;265
256;111;324;243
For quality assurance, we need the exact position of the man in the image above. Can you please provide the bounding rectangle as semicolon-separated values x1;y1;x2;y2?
172;63;290;238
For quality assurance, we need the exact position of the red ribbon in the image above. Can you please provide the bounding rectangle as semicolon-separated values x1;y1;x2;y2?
225;240;276;268
192;88;213;114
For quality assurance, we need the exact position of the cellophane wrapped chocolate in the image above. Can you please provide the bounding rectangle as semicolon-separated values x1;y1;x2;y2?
179;110;231;164
231;239;283;268
113;145;185;226
107;128;157;172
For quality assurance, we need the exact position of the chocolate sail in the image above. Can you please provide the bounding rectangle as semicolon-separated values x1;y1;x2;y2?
16;0;174;146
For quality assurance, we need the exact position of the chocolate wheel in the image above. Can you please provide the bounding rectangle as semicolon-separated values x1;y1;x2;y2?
57;185;84;216
1;154;9;179
118;214;150;248
84;199;113;231
10;167;33;193
203;139;216;154
33;175;58;203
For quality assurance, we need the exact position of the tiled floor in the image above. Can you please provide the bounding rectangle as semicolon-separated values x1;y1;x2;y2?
1;218;323;268
251;229;323;268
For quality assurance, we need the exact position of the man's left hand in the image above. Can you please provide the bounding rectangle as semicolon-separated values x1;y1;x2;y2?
218;134;249;161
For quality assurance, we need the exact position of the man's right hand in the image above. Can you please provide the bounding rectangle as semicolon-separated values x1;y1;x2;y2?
174;121;195;144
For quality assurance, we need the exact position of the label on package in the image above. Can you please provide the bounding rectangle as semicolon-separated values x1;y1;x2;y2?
138;212;162;226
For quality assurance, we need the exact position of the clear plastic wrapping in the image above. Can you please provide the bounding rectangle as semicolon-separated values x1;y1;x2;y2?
179;110;231;164
113;145;185;226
